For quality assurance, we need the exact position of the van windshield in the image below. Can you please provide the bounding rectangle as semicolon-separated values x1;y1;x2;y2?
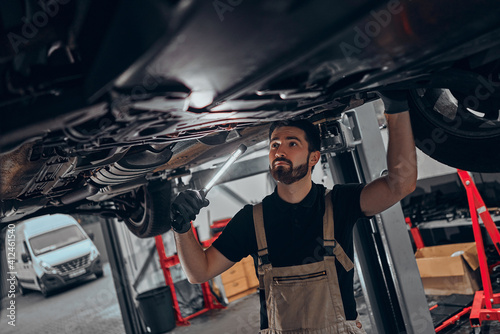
29;226;87;255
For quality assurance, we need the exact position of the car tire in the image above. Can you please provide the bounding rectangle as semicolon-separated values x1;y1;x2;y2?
38;278;51;298
408;88;500;173
95;270;104;279
121;180;172;238
17;279;27;296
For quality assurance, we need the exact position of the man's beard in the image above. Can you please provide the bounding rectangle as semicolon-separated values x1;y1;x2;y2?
270;155;310;185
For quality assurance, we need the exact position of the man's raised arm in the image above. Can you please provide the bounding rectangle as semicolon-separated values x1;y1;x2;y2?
360;91;418;216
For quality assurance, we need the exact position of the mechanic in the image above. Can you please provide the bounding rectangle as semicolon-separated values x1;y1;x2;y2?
170;91;417;333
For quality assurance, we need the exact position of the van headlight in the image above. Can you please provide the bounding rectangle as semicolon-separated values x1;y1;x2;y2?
40;261;58;275
90;247;100;261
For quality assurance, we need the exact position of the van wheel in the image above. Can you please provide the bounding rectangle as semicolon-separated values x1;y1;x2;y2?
38;278;51;298
95;270;104;279
17;279;27;296
119;180;172;238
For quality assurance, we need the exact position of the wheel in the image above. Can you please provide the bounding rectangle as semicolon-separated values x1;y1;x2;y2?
408;69;500;173
95;270;104;279
16;279;27;296
37;278;51;298
120;180;172;238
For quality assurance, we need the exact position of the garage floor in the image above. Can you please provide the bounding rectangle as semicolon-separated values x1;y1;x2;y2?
170;292;260;334
0;263;124;334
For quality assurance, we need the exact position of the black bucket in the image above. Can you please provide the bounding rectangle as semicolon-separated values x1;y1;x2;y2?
136;286;176;333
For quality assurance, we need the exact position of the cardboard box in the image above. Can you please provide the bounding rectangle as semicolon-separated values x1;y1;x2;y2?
415;242;481;296
220;261;246;285
242;256;259;288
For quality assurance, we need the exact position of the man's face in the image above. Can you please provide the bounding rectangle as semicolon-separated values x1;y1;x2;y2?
269;126;311;185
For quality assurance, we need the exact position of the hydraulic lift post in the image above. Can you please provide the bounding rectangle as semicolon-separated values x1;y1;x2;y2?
323;103;434;334
101;218;144;334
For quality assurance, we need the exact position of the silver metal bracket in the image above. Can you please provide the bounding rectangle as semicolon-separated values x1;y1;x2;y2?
319;110;362;154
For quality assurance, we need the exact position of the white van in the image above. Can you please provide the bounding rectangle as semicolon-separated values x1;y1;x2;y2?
11;214;103;297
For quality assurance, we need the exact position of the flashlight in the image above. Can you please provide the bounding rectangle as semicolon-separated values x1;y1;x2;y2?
201;144;247;196
171;144;247;229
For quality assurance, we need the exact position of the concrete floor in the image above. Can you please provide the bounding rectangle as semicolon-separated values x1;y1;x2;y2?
0;263;124;334
170;292;261;334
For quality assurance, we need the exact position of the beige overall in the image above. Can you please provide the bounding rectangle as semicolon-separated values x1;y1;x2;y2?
253;192;366;334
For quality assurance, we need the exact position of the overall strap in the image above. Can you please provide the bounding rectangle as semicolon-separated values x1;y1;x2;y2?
323;191;354;272
253;203;272;292
253;203;271;267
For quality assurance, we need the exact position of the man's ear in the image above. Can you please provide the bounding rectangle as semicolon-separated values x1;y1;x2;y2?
309;151;321;167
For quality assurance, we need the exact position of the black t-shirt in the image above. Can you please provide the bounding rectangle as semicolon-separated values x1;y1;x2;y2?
212;182;367;328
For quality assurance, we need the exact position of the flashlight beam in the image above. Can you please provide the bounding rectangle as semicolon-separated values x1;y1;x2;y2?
201;144;247;195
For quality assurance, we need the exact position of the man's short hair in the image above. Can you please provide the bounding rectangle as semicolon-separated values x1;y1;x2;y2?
268;119;321;152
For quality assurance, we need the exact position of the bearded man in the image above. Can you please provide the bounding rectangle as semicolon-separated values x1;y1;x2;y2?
169;92;416;333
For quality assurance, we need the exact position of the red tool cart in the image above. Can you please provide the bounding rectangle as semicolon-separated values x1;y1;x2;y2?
154;225;226;326
410;170;500;333
457;170;500;331
406;216;425;251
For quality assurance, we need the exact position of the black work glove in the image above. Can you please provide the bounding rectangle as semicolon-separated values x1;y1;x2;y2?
376;90;409;114
170;190;209;233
